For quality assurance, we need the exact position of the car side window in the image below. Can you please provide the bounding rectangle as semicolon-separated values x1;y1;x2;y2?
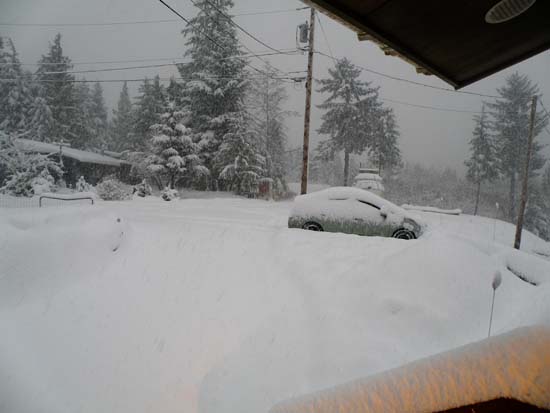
357;200;381;210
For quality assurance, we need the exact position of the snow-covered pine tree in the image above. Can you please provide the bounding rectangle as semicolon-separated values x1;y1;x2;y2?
133;76;166;151
0;131;63;196
465;106;499;215
28;93;55;142
90;82;109;149
215;111;266;195
0;37;33;135
110;81;134;151
72;81;95;149
35;34;78;147
310;140;343;186
369;107;402;175
178;0;248;182
147;101;208;189
317;58;383;186
486;72;548;221
248;65;292;195
524;183;550;241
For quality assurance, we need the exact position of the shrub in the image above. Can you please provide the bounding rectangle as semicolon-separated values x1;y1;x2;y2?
96;179;128;201
161;187;178;201
75;176;92;192
134;179;152;197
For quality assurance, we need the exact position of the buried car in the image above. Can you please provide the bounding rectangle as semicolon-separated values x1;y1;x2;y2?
288;187;423;239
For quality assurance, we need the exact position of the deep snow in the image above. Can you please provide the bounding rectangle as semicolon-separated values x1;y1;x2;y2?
0;195;549;413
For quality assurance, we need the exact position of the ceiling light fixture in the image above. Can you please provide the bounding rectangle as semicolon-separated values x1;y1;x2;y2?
485;0;537;24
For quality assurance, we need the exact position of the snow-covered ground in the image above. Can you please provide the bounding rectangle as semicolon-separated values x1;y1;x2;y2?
1;195;549;413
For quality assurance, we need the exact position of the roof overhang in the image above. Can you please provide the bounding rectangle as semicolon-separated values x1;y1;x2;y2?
302;0;550;88
270;325;550;413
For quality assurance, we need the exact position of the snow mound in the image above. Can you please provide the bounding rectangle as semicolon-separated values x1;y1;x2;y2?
0;206;127;309
500;248;550;286
402;204;462;215
270;325;550;413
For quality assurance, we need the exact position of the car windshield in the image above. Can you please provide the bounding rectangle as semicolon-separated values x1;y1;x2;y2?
1;1;549;412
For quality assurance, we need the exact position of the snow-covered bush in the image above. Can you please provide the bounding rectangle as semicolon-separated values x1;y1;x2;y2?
161;187;178;201
96;178;128;201
75;176;92;192
134;179;152;197
146;103;208;190
0;132;63;197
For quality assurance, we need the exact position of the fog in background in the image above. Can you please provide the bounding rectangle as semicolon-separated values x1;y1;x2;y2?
2;0;549;174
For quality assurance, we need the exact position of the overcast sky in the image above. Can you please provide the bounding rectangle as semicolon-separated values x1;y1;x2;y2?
2;0;549;174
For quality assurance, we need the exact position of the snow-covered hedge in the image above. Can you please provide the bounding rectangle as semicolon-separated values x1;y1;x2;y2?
96;179;128;201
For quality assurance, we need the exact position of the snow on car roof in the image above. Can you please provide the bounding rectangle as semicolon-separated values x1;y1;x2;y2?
354;173;382;182
297;187;394;209
270;325;550;413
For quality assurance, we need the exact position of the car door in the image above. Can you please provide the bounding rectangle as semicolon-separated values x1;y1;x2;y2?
353;200;387;236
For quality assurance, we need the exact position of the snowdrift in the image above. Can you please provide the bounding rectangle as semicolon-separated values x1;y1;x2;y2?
0;198;549;413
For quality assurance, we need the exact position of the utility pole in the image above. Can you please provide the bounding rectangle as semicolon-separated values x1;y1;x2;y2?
300;7;315;195
514;95;538;250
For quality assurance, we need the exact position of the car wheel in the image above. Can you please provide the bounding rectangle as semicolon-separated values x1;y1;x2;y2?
302;222;323;232
392;228;416;240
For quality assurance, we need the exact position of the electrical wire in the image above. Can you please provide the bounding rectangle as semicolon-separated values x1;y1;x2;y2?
314;50;500;99
194;0;295;56
0;75;301;84
156;0;294;83
0;7;309;27
0;49;302;67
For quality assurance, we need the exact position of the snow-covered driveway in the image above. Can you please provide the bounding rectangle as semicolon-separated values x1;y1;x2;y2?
1;196;549;413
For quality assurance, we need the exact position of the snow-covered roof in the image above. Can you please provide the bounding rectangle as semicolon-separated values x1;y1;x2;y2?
15;138;125;167
354;173;382;182
270;325;550;413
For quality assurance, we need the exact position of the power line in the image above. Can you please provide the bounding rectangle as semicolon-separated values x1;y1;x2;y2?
314;50;500;99
0;75;302;84
156;0;293;83
379;97;482;114
0;49;302;67
183;0;296;82
0;7;309;27
195;0;293;56
314;18;484;115
28;55;307;76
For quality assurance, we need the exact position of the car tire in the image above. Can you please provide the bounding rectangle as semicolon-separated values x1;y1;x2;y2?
302;222;323;232
392;228;416;240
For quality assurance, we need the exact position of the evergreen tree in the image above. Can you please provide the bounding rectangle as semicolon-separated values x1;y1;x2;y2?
35;34;78;146
110;82;134;151
28;94;54;142
72;81;95;149
178;0;248;180
248;65;292;194
487;72;548;220
133;76;165;151
90;82;109;149
317;58;383;186
0;131;63;196
465;106;499;215
369;107;402;175
215;112;265;194
146;102;208;189
524;183;550;241
0;37;33;135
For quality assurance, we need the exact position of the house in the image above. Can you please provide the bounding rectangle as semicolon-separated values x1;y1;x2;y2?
15;138;130;186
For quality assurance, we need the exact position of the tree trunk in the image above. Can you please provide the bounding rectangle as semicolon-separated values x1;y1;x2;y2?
474;180;481;216
509;172;516;221
343;149;350;186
